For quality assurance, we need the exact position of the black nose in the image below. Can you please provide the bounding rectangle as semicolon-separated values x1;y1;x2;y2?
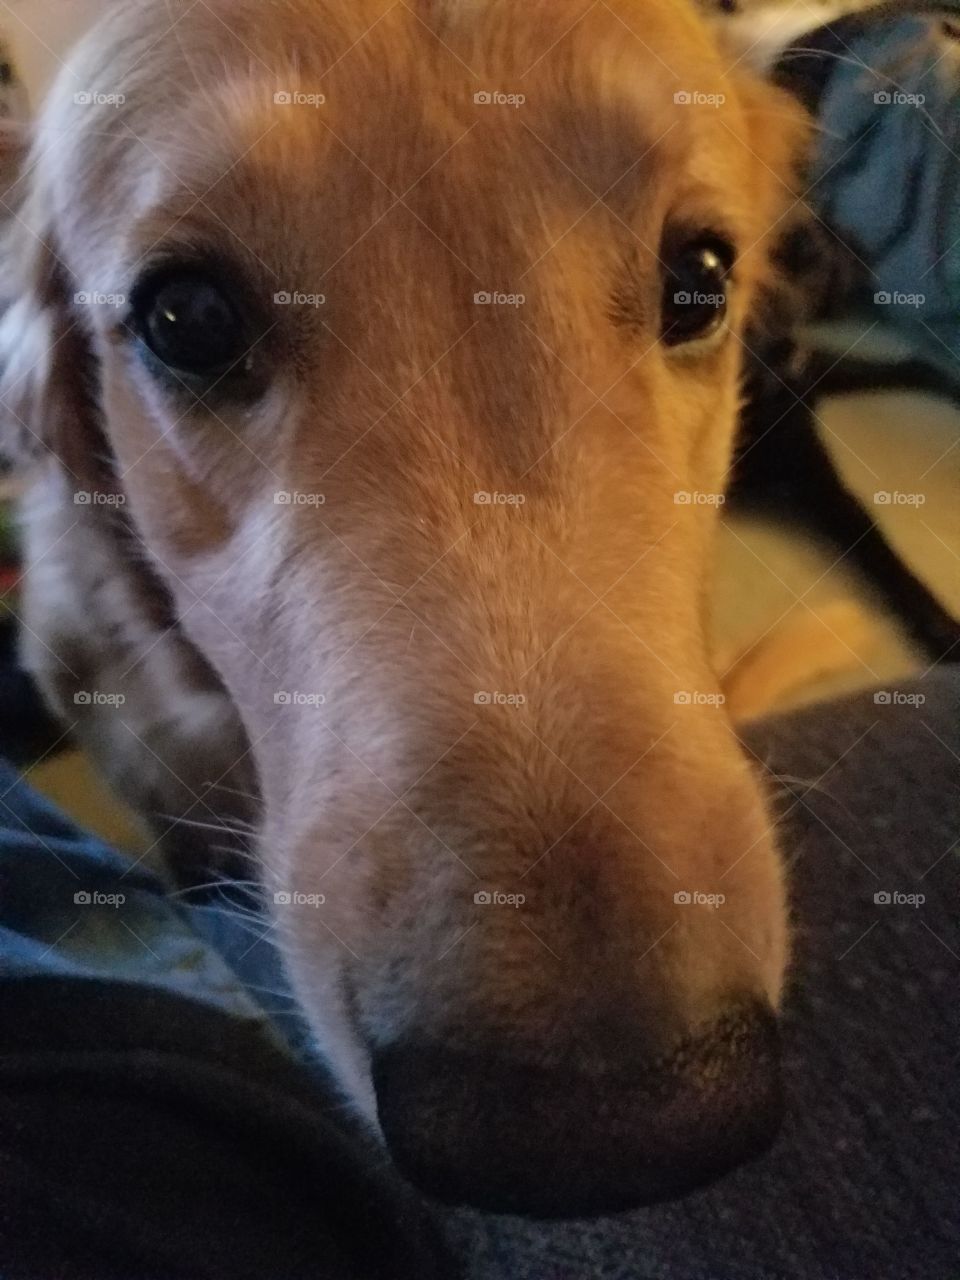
373;1000;782;1217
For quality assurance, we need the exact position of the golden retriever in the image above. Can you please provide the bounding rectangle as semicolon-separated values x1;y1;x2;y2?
0;0;808;1216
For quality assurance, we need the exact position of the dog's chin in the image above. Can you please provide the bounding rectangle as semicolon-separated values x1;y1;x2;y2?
289;963;383;1135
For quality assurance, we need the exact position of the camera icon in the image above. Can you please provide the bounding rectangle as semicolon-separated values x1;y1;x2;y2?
674;91;692;105
274;291;292;304
74;491;92;505
274;491;292;504
874;291;891;305
274;891;292;905
474;291;492;305
873;691;892;705
73;91;93;106
673;491;692;505
674;291;691;305
73;691;92;705
474;890;492;905
674;890;692;904
474;691;492;705
874;891;891;905
74;891;92;905
274;691;292;705
673;690;692;705
474;91;492;105
473;491;492;505
874;90;892;105
74;291;92;306
274;91;293;105
873;491;891;505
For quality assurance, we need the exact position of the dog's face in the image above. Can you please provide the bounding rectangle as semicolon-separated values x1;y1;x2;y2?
1;0;808;1216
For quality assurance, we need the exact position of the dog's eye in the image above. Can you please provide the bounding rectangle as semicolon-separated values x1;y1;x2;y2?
661;238;735;348
132;272;248;379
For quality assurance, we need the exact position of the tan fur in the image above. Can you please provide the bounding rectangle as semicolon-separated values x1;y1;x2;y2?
0;0;809;1127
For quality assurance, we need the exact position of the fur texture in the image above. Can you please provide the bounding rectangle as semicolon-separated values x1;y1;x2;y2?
0;0;809;1185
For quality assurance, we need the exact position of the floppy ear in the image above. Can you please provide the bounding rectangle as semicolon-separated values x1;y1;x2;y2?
0;119;97;473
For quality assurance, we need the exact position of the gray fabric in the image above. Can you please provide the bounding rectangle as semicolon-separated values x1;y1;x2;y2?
445;672;960;1280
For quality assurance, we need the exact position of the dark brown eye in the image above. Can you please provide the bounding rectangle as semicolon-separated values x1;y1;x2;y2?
132;271;249;379
661;238;736;347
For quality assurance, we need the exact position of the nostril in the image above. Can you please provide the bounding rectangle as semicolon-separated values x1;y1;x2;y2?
373;1000;782;1217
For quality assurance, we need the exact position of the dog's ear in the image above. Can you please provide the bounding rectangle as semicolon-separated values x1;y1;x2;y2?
0;120;95;473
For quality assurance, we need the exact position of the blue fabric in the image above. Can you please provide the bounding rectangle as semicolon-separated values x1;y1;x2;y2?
0;757;299;1043
806;10;960;371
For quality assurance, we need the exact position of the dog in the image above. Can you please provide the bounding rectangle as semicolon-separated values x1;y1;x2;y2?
0;0;810;1217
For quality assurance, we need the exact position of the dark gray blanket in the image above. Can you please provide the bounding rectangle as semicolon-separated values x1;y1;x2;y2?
447;672;960;1279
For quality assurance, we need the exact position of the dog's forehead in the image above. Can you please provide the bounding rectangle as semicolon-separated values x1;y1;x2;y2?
63;0;740;257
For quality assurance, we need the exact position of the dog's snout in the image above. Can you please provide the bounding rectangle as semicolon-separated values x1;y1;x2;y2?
373;999;782;1217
